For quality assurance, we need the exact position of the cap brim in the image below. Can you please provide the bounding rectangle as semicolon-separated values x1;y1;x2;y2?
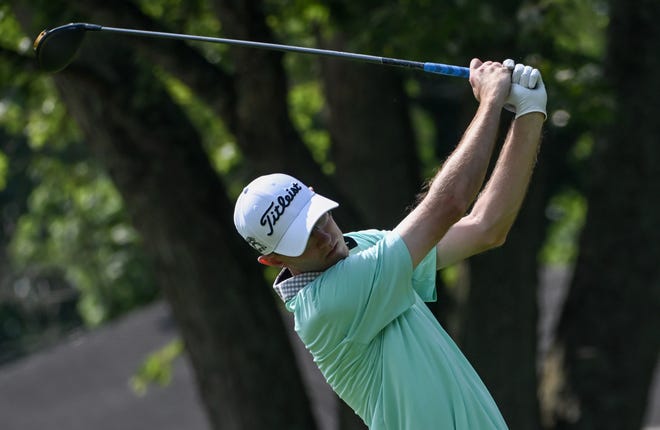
273;193;339;257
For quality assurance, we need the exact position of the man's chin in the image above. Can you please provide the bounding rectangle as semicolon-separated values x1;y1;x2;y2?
329;246;349;266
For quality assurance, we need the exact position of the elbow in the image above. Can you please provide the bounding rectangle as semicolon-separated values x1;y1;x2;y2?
444;192;474;223
442;194;471;227
488;230;508;249
474;216;511;251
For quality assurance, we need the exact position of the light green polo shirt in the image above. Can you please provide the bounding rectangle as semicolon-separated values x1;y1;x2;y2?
284;230;508;429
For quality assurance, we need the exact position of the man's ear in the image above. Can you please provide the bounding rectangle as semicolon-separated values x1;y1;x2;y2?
257;254;283;267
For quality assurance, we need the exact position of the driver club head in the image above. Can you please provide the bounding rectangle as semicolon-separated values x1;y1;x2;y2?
33;23;100;73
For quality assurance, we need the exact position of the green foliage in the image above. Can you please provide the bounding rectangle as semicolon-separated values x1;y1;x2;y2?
266;0;331;82
540;188;587;265
1;6;157;328
544;0;609;58
9;157;158;326
0;4;28;52
440;264;460;288
0;149;7;190
288;81;333;174
410;103;440;178
130;338;184;396
158;71;242;176
266;0;330;42
137;0;226;65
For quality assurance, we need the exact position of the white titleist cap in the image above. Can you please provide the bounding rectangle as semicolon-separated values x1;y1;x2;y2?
233;173;339;256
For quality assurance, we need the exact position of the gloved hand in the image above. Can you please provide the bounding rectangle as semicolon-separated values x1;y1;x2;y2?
503;59;547;120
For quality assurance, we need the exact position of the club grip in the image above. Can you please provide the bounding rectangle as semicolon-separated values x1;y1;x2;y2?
423;63;470;78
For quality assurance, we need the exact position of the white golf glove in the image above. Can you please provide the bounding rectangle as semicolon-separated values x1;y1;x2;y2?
503;59;547;120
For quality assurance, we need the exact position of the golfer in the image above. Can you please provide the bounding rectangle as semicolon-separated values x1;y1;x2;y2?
234;58;546;429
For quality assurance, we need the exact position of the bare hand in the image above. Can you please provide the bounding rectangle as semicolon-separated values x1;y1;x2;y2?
469;58;511;108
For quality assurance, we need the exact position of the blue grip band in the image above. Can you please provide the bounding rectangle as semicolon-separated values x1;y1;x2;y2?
423;63;470;78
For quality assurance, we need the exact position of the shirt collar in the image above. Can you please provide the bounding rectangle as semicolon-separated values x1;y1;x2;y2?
272;235;358;302
273;269;322;302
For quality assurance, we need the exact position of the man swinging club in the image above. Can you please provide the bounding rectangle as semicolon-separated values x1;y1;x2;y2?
233;58;547;429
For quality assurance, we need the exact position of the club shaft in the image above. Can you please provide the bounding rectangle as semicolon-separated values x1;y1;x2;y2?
89;24;469;78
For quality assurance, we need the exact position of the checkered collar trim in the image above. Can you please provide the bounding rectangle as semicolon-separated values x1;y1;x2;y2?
273;269;322;302
272;235;358;302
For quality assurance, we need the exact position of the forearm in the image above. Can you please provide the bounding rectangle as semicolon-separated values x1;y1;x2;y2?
426;101;503;213
395;100;503;265
469;112;544;242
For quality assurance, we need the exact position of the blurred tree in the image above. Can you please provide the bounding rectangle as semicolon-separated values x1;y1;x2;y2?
550;0;660;428
0;7;157;334
0;12;87;360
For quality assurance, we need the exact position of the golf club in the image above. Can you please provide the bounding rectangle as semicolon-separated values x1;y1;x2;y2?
34;22;470;77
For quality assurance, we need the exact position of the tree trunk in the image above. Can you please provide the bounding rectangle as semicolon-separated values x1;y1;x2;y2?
551;0;660;428
319;36;422;228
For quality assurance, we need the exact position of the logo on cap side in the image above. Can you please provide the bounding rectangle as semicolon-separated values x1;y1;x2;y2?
246;237;268;253
259;182;303;236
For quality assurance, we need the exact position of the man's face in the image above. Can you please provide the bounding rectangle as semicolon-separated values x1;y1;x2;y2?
275;211;349;274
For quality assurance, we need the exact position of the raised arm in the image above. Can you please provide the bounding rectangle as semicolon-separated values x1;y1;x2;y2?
394;59;512;268
435;63;547;269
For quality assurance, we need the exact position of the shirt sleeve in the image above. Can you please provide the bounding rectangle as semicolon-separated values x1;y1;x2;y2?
411;245;437;302
296;230;434;345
